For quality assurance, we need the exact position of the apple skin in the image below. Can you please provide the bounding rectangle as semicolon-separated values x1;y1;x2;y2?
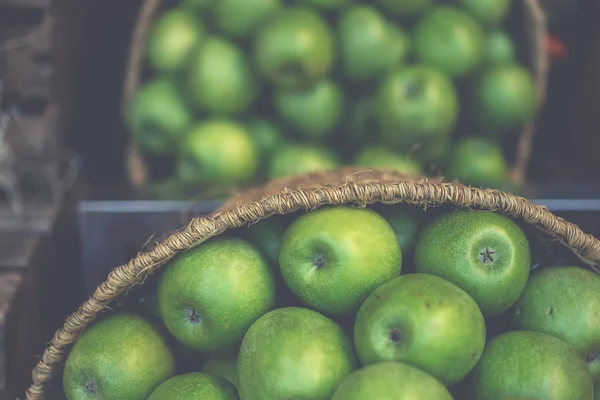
301;0;353;10
413;6;485;79
354;146;423;177
187;36;257;115
415;211;530;317
127;79;192;155
511;265;600;381
147;9;204;74
279;206;402;316
458;0;512;27
468;330;593;400
274;79;344;139
177;119;260;188
339;5;409;81
469;64;537;136
62;313;175;400
215;0;280;38
446;137;509;188
158;237;276;354
354;273;486;385
377;0;433;17
237;307;358;400
332;361;453;400
484;30;516;66
147;372;238;400
376;66;459;146
254;8;334;90
268;144;340;179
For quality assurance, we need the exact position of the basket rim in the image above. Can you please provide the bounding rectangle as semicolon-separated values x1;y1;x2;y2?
120;0;549;189
25;168;600;399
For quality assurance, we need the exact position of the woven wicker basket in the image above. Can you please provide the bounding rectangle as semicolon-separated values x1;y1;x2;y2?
121;0;549;191
25;168;600;399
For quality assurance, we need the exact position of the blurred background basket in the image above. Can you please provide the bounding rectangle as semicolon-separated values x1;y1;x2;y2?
120;0;549;195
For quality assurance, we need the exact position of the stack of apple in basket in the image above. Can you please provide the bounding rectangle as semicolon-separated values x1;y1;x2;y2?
25;169;600;400
124;0;546;197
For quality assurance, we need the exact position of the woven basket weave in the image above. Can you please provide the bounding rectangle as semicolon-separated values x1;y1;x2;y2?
25;168;600;399
121;0;549;189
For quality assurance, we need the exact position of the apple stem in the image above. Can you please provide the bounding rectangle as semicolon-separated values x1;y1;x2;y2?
187;308;202;325
404;76;426;98
85;380;97;395
479;248;496;264
389;328;403;344
313;253;327;269
585;350;599;364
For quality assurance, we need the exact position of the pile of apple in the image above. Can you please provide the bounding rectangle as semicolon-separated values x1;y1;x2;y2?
127;0;537;196
61;205;599;399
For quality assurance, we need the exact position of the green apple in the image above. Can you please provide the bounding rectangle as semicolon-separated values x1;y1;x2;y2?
468;330;593;399
339;6;409;81
127;78;192;155
63;313;175;400
187;36;257;115
254;8;334;89
246;118;284;156
376;66;459;146
354;273;486;385
177;119;259;187
485;30;516;66
298;0;353;10
415;211;530;317
446;137;509;187
470;64;537;136
353;146;423;176
238;307;358;400
268;143;340;179
377;0;432;17
148;373;238;400
457;0;512;27
332;362;453;400
202;355;238;387
279;206;402;316
158;237;276;353
216;0;280;38
274;79;344;139
372;204;423;255
243;216;292;266
147;9;204;74
511;265;600;381
414;6;485;79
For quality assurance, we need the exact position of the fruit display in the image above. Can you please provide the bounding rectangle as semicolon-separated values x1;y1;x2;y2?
56;201;599;399
125;0;543;197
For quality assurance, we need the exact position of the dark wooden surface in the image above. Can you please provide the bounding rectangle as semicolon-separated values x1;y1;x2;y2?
0;185;82;398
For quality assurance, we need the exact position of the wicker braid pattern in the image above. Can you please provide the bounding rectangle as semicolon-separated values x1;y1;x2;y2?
25;169;600;399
